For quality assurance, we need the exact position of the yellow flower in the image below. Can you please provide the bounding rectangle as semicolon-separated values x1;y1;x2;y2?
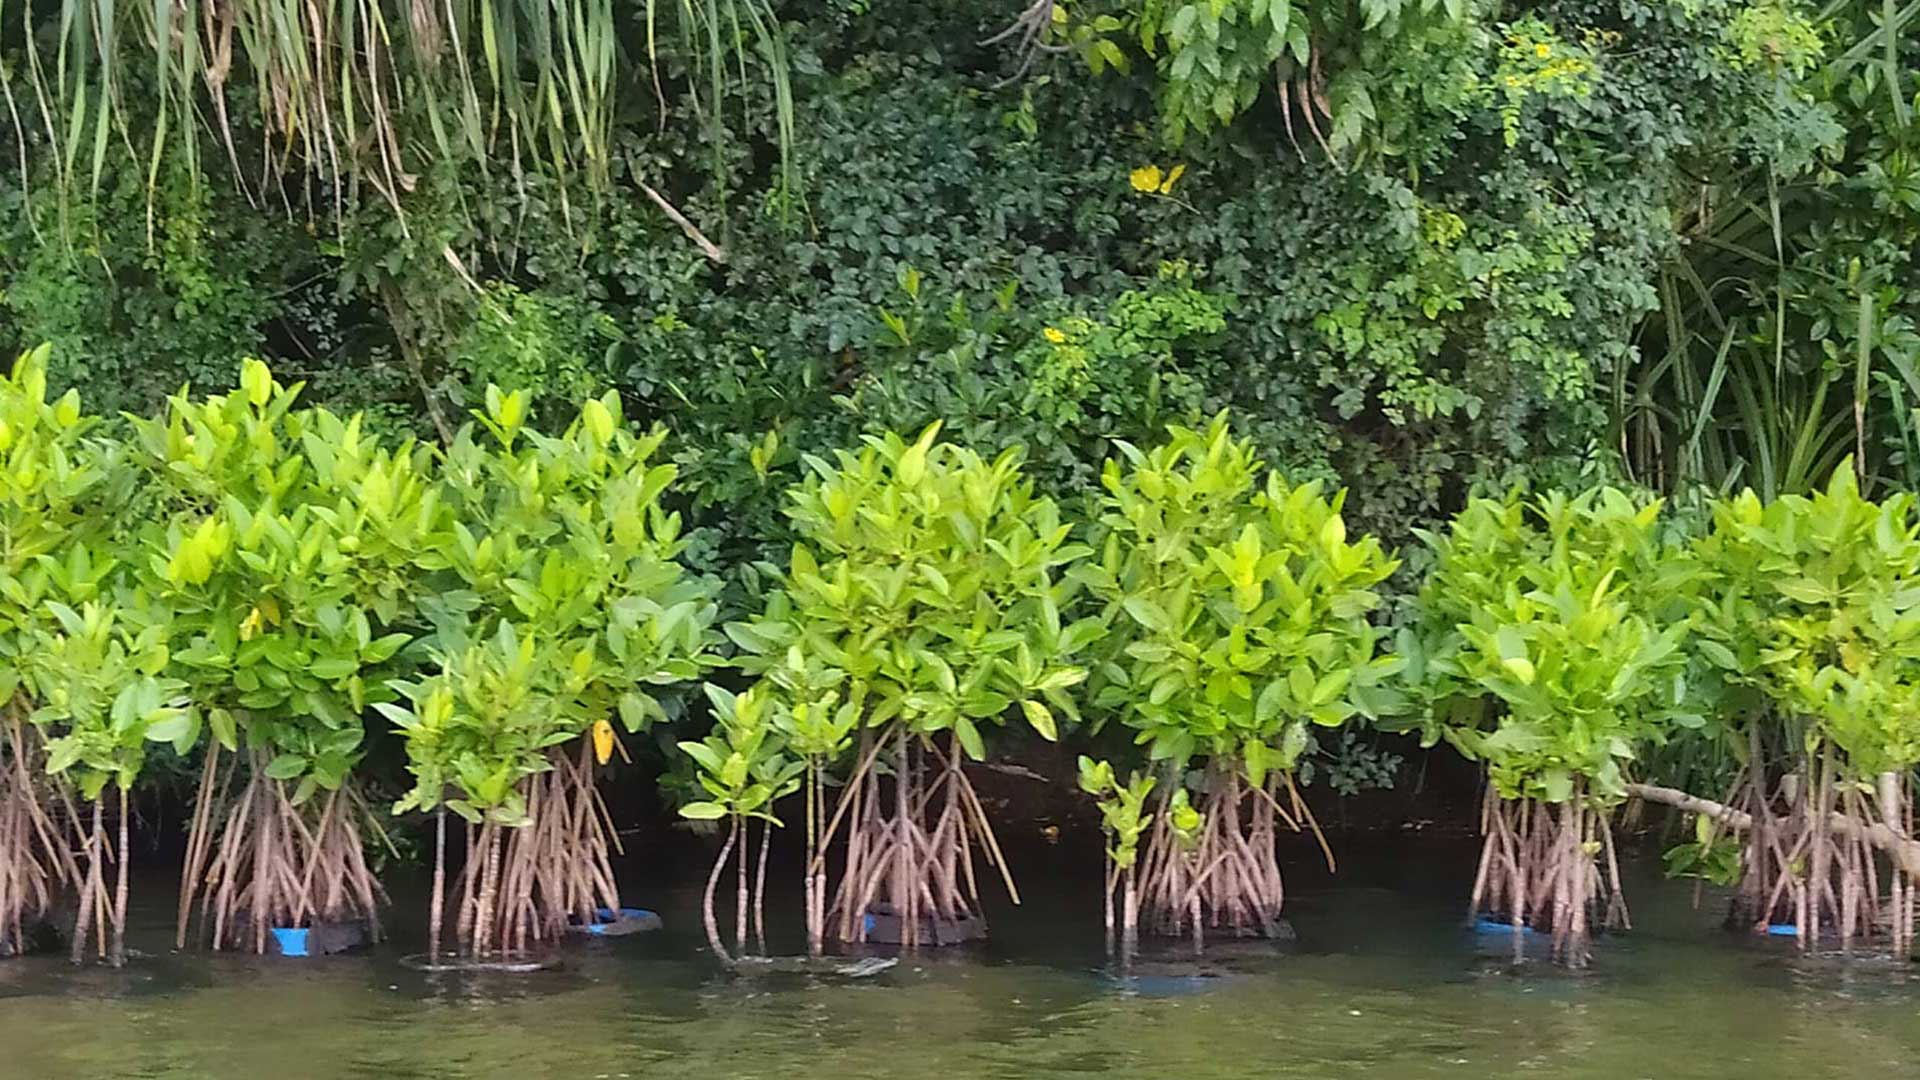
1043;327;1067;344
1129;165;1163;193
1535;42;1552;57
1159;163;1187;194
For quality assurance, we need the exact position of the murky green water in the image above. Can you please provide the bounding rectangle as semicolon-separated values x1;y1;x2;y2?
3;840;1917;1079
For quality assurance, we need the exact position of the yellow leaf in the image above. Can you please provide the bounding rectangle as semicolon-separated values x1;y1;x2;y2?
1159;163;1186;194
1129;165;1162;193
1021;699;1058;741
592;719;616;766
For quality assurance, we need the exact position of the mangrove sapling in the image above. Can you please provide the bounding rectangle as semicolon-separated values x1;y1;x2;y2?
750;650;858;956
387;624;662;959
386;388;717;962
0;347;118;958
1686;468;1920;955
725;423;1098;948
1078;415;1401;946
680;685;803;962
1077;757;1153;958
1410;487;1701;966
132;364;431;953
31;600;188;966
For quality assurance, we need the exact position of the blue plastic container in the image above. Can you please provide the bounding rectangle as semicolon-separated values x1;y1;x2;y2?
1473;917;1540;937
1766;923;1799;937
270;927;311;957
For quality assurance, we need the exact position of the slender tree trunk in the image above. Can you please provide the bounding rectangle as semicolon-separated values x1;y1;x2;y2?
735;815;749;953
1122;866;1138;958
703;818;739;962
753;816;770;955
894;731;913;947
429;808;447;961
473;825;502;959
806;766;823;958
177;743;220;949
1103;850;1115;954
71;801;102;965
111;787;129;967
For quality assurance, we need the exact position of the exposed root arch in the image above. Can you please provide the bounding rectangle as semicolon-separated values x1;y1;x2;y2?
448;741;623;960
1467;785;1629;967
177;745;385;953
1133;763;1327;948
0;715;79;957
818;728;1013;947
1629;749;1917;957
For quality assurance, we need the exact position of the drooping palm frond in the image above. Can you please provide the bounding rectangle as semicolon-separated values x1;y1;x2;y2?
1;0;791;231
1619;0;1918;496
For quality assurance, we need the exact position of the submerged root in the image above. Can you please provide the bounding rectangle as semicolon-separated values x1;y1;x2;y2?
1632;728;1917;957
701;815;778;964
67;794;129;966
178;746;385;953
1725;748;1912;956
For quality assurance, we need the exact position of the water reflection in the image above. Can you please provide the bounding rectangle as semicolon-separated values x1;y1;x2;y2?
2;842;1919;1078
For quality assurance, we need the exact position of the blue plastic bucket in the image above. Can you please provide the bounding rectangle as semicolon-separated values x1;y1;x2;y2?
270;927;311;957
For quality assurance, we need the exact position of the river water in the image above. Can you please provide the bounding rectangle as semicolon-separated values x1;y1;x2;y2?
2;839;1917;1079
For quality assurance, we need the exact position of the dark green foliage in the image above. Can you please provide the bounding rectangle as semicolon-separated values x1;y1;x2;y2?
0;0;1883;615
0;168;318;417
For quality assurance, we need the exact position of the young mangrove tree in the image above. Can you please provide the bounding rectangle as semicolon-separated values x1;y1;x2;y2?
721;423;1097;948
1078;414;1401;946
1411;487;1700;966
384;387;717;961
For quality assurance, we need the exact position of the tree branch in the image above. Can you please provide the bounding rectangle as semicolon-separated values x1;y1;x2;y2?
639;181;725;265
1627;782;1920;879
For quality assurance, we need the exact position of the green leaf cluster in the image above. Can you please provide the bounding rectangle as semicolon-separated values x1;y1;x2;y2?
1077;755;1156;868
1079;413;1402;784
1410;486;1702;805
678;684;806;824
0;346;186;798
1694;462;1920;776
723;422;1096;761
384;386;719;823
28;601;186;800
0;345;120;697
127;360;435;798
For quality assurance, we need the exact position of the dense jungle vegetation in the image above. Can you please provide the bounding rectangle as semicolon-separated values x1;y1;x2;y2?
0;0;1915;970
6;0;1912;569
